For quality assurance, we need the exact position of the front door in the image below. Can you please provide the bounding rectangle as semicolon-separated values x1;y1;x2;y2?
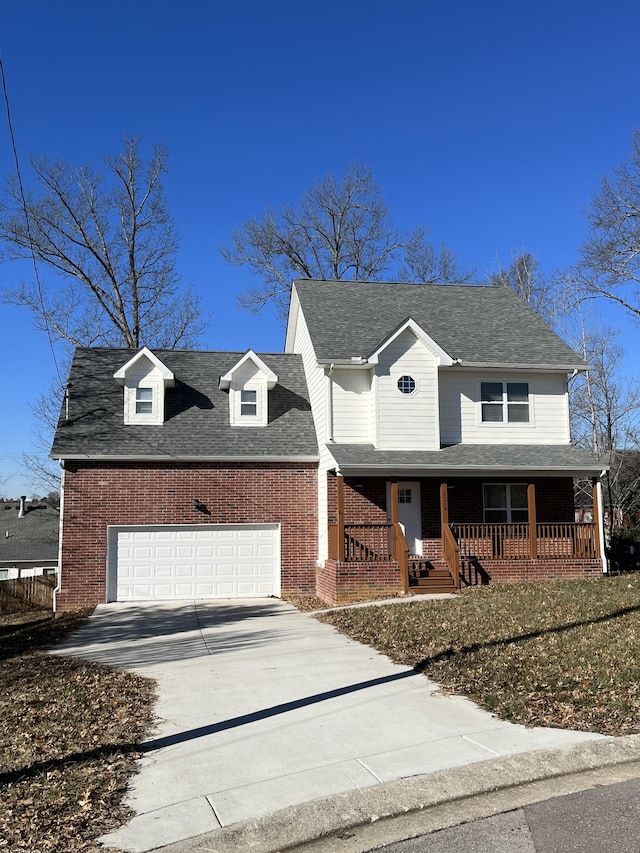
392;481;423;556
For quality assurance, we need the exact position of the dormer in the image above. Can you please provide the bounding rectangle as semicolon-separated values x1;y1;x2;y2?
113;347;175;425
219;350;277;427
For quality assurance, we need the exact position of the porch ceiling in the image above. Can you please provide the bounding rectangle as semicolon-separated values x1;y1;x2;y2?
327;443;606;478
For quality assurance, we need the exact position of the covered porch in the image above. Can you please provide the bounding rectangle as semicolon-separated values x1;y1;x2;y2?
319;445;606;605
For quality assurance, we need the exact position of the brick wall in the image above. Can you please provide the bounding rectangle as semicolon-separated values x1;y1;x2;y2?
317;559;403;605
57;461;318;611
470;558;603;584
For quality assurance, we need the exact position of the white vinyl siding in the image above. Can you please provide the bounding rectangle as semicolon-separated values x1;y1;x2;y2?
331;368;371;443
375;329;440;450
289;307;331;559
439;370;570;445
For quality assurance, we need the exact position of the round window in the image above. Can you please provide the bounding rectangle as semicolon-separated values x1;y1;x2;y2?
397;375;416;395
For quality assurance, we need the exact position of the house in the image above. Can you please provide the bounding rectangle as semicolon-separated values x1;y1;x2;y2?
0;497;59;578
50;280;606;611
284;280;606;602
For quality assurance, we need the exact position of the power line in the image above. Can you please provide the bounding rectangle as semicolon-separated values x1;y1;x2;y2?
0;54;62;385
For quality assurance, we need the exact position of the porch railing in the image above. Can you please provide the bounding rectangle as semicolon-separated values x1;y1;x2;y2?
328;522;393;562
453;522;599;561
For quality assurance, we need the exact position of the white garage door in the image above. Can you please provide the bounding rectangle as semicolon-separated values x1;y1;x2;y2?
107;524;280;601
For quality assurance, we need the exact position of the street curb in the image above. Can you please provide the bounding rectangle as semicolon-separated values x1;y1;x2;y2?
150;734;640;853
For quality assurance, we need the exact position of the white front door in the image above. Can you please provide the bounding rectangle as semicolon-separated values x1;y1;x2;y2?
392;481;423;556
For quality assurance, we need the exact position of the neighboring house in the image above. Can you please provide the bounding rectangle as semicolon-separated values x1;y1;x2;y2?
50;280;606;611
0;497;59;578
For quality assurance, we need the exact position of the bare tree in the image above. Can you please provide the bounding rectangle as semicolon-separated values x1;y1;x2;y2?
0;137;204;350
487;250;556;325
568;130;640;322
222;162;472;319
568;318;640;530
398;228;474;285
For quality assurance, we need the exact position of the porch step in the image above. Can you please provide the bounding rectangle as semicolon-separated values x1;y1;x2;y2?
408;558;457;595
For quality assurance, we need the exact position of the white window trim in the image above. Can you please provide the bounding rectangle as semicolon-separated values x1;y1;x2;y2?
232;382;267;426
396;374;418;396
478;380;533;427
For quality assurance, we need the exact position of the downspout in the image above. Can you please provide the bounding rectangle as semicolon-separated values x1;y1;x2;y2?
595;474;607;575
327;364;335;442
53;462;65;613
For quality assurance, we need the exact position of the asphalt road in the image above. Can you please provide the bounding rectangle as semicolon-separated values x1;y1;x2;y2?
374;777;640;852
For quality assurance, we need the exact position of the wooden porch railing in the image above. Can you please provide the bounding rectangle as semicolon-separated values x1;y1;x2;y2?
327;521;410;592
453;522;599;561
328;523;393;562
442;523;461;590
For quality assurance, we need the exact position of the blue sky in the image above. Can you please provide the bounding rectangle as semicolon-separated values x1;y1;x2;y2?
1;0;639;497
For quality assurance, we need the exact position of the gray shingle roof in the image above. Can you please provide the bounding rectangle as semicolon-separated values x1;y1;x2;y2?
293;280;587;367
51;349;318;460
327;444;605;475
0;502;59;562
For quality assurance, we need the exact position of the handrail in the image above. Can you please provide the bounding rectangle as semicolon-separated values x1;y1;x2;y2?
442;523;461;590
392;522;409;593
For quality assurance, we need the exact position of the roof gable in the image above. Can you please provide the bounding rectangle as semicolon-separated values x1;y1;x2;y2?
219;350;278;390
113;347;175;386
367;317;454;366
291;280;588;369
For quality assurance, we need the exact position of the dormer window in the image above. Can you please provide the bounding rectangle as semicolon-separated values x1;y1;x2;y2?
136;387;154;415
240;389;258;417
219;350;278;428
113;347;175;426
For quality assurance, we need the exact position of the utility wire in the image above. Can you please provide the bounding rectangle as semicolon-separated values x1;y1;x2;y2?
0;54;62;385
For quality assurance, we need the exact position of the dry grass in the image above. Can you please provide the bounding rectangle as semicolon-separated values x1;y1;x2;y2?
317;576;640;736
0;610;156;852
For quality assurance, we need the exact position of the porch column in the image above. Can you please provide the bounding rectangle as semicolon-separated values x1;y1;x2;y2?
439;480;449;529
389;480;399;527
336;473;345;562
592;477;602;560
389;480;408;593
527;482;537;559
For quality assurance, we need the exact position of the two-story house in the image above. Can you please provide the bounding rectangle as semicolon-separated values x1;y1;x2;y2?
50;280;605;611
285;280;606;603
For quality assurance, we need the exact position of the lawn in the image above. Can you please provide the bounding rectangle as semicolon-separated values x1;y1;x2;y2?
0;610;155;853
317;575;640;736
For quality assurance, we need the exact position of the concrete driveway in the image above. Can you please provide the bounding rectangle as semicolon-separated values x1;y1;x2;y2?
52;599;605;852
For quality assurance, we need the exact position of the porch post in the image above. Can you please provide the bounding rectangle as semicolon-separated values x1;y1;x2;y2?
389;480;408;593
592;477;602;561
527;482;537;559
336;473;345;562
439;480;449;529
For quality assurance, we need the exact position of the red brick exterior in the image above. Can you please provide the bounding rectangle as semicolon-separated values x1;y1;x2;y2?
56;461;317;611
318;559;402;605
319;473;602;604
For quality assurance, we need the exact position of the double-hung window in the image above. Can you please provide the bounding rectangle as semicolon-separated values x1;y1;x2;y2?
240;389;258;417
135;387;153;415
483;483;528;523
481;382;529;423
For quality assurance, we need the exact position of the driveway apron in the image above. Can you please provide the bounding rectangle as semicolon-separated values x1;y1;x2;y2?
52;599;605;852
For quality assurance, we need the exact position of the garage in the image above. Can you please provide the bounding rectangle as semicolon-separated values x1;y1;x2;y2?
106;524;281;601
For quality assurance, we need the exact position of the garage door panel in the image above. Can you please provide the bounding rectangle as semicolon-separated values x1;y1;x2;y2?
111;524;280;601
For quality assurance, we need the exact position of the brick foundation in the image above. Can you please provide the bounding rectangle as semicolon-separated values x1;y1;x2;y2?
56;461;318;611
317;559;404;605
